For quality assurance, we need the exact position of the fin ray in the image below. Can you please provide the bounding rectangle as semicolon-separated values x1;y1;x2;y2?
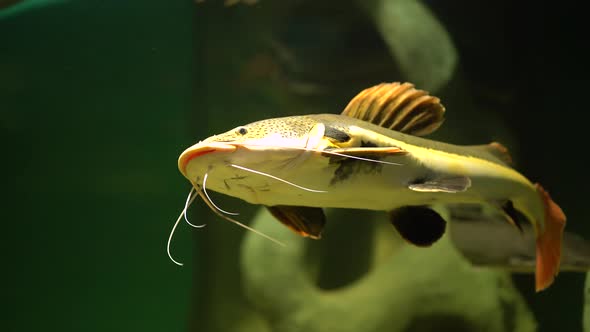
534;183;566;292
267;205;326;239
341;82;445;136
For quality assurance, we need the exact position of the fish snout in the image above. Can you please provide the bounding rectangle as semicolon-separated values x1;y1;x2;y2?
178;142;237;177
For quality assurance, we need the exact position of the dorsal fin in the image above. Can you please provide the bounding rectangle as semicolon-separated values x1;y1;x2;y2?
341;82;445;136
468;142;513;165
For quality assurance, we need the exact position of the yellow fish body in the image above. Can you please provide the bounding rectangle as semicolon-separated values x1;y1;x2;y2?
178;83;566;291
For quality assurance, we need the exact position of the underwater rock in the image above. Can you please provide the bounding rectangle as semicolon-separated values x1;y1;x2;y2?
585;273;589;332
358;0;457;92
0;0;68;19
449;204;590;272
241;208;536;332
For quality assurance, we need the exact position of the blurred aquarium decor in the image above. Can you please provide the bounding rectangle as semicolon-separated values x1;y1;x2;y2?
2;0;588;331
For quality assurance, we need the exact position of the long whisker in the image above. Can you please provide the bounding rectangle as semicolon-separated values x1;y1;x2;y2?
168;188;203;266
230;164;327;193
183;187;206;228
167;211;184;266
321;149;403;166
239;144;403;166
203;173;240;216
197;188;286;246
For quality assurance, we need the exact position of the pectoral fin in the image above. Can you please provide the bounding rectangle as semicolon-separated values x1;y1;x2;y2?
389;206;447;247
408;176;471;193
267;205;326;239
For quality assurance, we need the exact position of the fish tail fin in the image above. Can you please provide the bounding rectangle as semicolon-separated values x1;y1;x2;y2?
534;183;566;292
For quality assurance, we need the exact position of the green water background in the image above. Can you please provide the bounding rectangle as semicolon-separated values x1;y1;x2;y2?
2;0;588;331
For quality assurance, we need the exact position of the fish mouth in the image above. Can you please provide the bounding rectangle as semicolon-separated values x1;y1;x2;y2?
178;142;237;177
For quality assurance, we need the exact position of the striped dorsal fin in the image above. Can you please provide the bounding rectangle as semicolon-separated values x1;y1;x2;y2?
341;82;445;136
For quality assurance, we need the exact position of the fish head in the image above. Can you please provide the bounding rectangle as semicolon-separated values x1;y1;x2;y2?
178;116;329;202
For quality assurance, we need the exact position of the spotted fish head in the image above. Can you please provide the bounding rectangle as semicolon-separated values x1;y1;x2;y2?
177;116;329;200
202;116;319;145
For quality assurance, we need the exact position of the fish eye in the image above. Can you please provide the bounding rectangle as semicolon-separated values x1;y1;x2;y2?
236;127;248;135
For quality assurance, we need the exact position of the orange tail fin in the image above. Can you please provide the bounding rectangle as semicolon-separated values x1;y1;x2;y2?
535;183;566;292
